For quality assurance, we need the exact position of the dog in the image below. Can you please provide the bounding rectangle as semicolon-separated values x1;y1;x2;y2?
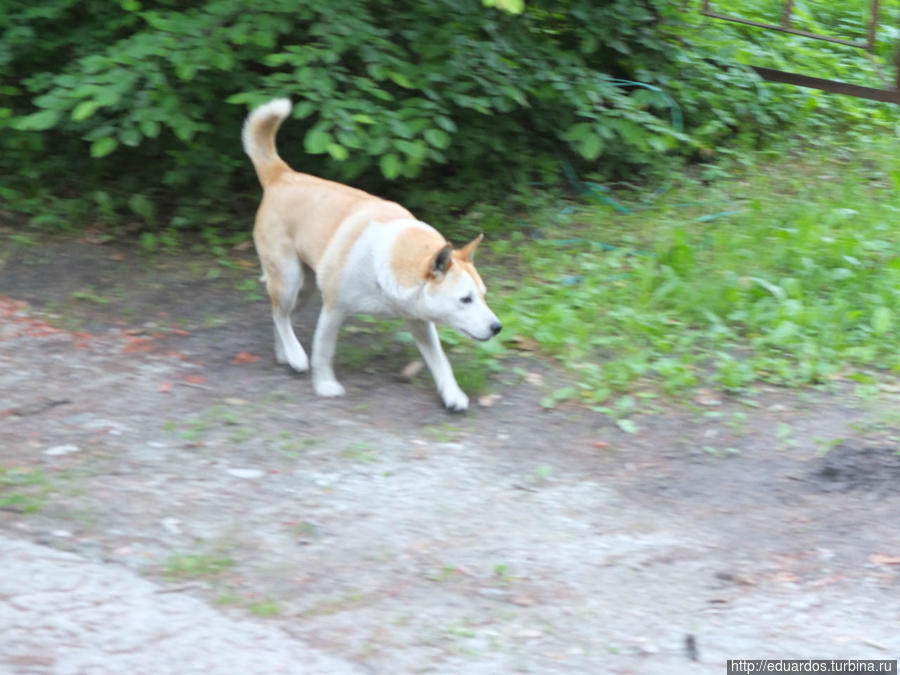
242;99;502;411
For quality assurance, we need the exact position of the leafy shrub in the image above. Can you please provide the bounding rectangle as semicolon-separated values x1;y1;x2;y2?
486;137;900;401
1;0;897;231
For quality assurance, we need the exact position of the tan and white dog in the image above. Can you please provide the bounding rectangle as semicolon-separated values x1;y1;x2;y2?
242;99;502;411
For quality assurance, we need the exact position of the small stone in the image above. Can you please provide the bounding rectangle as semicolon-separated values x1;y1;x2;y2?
478;587;507;599
44;444;80;456
516;628;543;639
161;517;182;534
226;468;264;479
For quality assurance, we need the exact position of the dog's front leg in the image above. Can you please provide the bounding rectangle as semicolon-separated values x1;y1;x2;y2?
407;319;468;412
311;304;347;397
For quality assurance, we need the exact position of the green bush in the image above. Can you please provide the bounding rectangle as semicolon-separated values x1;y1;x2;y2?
1;0;897;231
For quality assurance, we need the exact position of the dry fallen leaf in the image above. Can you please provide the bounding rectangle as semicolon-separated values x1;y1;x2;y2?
869;553;900;566
401;360;424;379
512;335;540;352
694;389;722;406
478;393;502;407
158;381;174;393
234;351;261;364
772;571;800;583
124;336;154;353
511;594;535;607
524;372;544;387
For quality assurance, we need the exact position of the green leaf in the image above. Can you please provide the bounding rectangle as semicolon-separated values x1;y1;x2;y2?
396;139;427;160
326;143;349;161
294;101;315;119
379;153;403;179
71;100;100;122
139;119;160;138
435;116;457;133
128;194;156;225
90;136;118;158
872;306;892;335
616;418;640;434
175;63;197;81
13;109;61;131
387;71;414;89
304;128;332;155
564;122;593;142
424;128;451;149
577;133;604;161
483;0;524;14
368;137;390;155
119;126;141;147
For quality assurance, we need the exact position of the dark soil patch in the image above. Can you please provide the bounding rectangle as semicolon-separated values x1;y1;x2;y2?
812;443;900;494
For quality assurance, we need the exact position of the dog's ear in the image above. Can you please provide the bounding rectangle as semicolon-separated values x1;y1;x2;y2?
458;233;484;263
430;243;453;279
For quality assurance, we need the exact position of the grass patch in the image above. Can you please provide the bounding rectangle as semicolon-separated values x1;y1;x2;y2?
477;136;900;406
248;598;282;617
341;441;379;463
163;552;236;578
0;466;52;513
71;288;112;305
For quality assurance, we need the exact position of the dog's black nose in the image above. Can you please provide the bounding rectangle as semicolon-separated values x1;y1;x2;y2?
490;321;503;336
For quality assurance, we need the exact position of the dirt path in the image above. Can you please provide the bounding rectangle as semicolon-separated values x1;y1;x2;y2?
1;236;899;673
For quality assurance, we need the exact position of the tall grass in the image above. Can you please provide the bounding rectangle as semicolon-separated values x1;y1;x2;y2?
478;137;900;403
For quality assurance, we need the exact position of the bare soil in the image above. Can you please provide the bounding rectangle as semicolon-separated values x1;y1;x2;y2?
2;234;899;674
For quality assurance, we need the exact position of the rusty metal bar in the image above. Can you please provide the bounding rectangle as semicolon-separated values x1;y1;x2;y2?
752;65;900;104
701;8;871;49
701;0;872;49
697;0;900;105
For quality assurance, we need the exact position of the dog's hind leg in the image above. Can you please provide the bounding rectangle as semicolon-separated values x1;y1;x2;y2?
311;304;346;397
265;256;310;373
407;319;468;412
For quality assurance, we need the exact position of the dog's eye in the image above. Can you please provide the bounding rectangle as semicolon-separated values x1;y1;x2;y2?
460;294;473;305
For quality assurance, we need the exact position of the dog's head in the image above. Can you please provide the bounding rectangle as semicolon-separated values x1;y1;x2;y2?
424;234;502;341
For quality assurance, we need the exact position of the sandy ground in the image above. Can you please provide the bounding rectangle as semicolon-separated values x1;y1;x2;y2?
1;236;899;674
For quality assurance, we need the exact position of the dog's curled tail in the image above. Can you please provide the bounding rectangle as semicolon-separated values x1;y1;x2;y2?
242;98;292;187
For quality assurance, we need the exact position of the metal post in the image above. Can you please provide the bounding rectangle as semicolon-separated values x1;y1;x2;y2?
781;0;794;29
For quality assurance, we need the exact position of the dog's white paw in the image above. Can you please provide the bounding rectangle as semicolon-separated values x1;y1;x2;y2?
314;379;346;398
441;386;469;412
277;347;309;373
284;354;310;373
